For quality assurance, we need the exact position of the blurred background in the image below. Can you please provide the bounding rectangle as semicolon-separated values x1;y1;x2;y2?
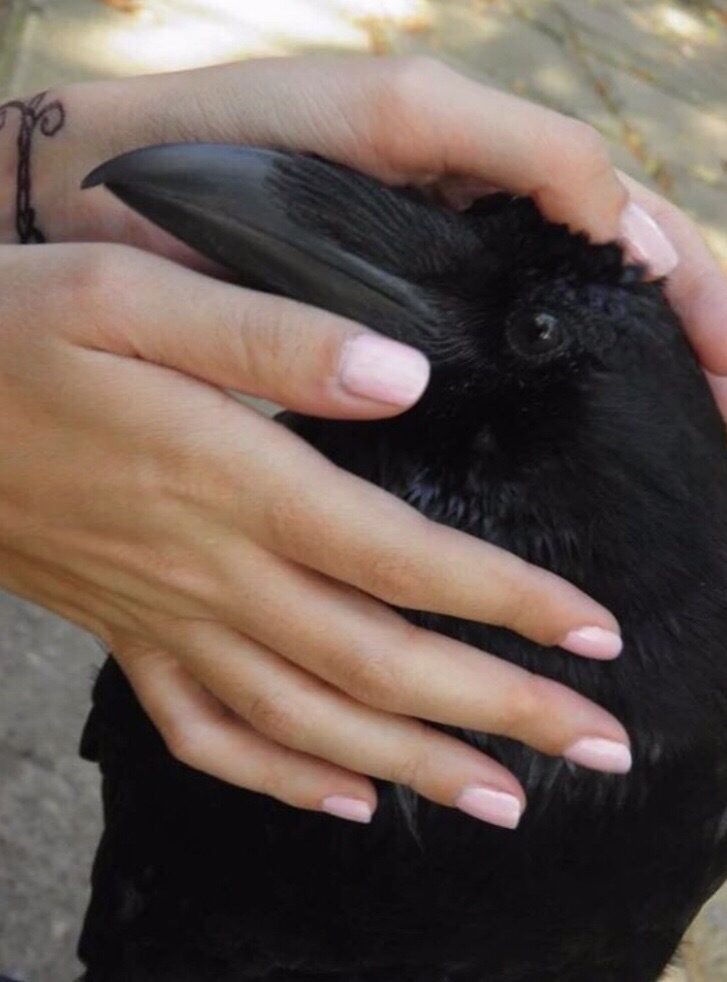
0;1;725;979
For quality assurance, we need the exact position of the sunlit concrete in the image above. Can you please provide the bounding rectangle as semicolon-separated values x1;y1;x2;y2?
5;0;433;85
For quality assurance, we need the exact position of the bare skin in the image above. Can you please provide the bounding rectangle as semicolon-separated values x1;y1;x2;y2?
0;55;724;826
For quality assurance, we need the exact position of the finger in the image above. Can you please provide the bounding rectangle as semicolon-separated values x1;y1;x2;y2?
117;643;378;821
50;243;430;418
618;172;727;376
104;56;628;244
168;620;528;829
220;415;622;656
30;333;622;658
367;58;629;242
194;547;630;766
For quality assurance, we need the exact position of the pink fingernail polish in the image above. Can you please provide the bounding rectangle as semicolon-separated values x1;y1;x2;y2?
565;737;632;774
455;786;522;829
560;626;623;660
620;203;679;277
338;334;430;407
321;795;373;824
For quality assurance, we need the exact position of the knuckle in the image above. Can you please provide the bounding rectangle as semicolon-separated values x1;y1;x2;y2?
498;674;545;737
339;646;398;707
67;245;129;301
230;298;344;405
263;486;309;556
365;548;423;607
63;245;136;324
563;120;611;174
388;55;443;105
257;761;297;807
164;718;209;770
392;745;428;790
142;550;211;604
245;690;299;744
261;764;324;813
491;563;533;628
373;56;447;157
223;296;285;390
509;576;536;626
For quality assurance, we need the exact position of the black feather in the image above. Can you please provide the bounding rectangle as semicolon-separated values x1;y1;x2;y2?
78;146;727;981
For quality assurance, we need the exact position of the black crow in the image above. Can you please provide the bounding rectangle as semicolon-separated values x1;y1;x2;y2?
77;145;727;982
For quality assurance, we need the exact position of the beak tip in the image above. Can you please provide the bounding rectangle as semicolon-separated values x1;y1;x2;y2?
82;147;150;191
81;165;107;191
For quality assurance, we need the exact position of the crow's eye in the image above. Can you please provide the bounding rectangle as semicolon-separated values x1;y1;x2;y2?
506;311;565;360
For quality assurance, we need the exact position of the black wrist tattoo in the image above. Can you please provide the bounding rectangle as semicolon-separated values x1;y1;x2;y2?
0;91;66;244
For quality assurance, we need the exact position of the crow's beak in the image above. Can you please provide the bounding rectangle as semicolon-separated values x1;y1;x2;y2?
83;144;430;335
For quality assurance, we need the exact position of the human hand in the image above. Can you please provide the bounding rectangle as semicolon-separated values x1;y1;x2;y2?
0;241;630;829
22;55;635;254
15;54;722;410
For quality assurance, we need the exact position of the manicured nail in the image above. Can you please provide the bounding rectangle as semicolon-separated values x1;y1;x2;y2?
455;786;522;829
564;737;632;774
619;203;679;277
338;334;430;407
321;795;373;824
560;626;623;660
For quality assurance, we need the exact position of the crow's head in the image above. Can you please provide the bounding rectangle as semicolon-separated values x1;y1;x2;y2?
83;146;726;616
83;144;715;453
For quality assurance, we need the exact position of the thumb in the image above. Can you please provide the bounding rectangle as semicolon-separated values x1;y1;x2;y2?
67;245;431;419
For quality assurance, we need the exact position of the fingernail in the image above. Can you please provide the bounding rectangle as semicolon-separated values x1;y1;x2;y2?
455;786;522;829
560;626;623;660
321;795;373;824
338;334;430;407
564;737;632;774
619;203;679;277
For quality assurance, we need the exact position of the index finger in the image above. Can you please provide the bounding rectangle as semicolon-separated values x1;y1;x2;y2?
97;56;626;243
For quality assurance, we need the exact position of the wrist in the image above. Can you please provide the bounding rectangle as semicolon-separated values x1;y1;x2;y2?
0;83;99;244
2;77;222;265
0;91;67;243
34;79;128;244
0;78;148;245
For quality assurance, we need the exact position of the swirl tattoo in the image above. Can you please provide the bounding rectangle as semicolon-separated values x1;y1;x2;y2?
0;91;66;244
